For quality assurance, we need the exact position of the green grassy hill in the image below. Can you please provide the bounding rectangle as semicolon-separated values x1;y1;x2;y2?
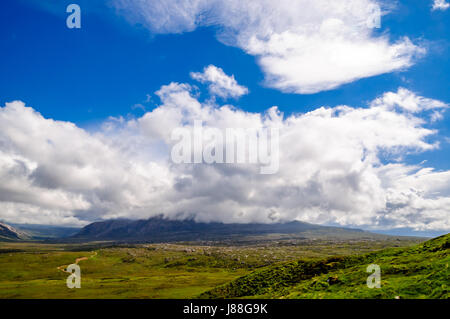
200;233;449;299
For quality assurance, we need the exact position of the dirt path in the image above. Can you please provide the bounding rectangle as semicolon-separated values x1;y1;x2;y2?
57;251;97;273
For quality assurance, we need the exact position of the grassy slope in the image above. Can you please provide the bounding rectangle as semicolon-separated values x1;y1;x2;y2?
200;233;449;299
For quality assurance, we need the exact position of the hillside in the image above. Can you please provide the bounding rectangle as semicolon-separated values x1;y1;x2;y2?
200;233;449;299
0;222;29;241
70;216;385;243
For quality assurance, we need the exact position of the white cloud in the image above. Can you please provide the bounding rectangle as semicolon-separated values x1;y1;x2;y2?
372;87;448;113
190;65;248;99
112;0;425;94
0;85;449;231
0;101;173;226
432;0;450;11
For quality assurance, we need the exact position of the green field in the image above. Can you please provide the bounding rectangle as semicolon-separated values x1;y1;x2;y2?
0;235;446;299
201;233;450;299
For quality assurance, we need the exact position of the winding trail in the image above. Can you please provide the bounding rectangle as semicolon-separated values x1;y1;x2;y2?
57;251;97;273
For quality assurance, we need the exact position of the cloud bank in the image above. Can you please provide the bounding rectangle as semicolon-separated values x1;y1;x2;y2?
112;0;425;94
0;73;448;231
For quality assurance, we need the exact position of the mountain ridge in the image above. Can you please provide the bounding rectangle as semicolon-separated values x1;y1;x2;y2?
0;222;29;241
70;216;386;243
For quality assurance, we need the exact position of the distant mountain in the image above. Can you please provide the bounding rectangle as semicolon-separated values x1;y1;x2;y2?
9;223;81;239
372;228;447;238
70;216;381;243
0;222;29;241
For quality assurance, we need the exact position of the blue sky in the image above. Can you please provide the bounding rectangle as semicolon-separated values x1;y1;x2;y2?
0;0;449;234
1;0;449;168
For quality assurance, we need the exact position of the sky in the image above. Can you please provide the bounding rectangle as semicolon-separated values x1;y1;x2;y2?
0;0;449;236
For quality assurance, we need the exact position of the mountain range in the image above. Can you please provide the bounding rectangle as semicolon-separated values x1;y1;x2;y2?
69;216;381;243
1;217;414;243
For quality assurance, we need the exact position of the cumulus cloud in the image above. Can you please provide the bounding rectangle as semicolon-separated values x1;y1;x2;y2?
432;0;450;11
112;0;425;94
190;65;248;99
0;102;173;225
0;84;449;231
